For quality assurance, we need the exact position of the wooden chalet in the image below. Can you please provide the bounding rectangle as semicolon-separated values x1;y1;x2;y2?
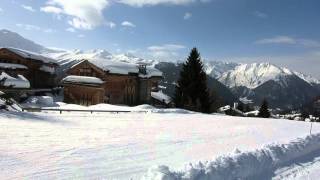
62;60;162;106
0;48;59;89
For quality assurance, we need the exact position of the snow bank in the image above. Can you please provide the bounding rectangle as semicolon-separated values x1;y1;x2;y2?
4;47;57;64
0;72;30;88
0;62;27;69
143;134;320;180
22;96;54;107
151;91;172;104
39;65;55;74
41;102;192;114
62;75;104;85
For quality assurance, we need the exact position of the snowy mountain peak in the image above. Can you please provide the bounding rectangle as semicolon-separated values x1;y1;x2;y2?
204;60;239;79
0;29;46;53
1;29;15;34
87;49;112;57
218;62;305;89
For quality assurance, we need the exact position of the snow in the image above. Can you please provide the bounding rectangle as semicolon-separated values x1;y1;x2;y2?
272;154;320;179
239;97;253;104
1;105;320;179
89;58;162;77
3;47;57;65
45;49;162;77
39;65;55;74
0;72;30;88
0;62;28;69
22;96;55;108
209;62;320;89
245;110;260;116
144;134;320;180
218;63;295;89
293;71;320;85
151;91;172;104
218;105;231;112
204;60;239;79
46;49;156;66
62;75;104;85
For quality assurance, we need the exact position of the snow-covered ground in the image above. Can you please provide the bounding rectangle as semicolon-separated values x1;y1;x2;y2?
1;104;320;179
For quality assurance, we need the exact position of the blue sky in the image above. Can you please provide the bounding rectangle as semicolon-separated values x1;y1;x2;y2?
0;0;320;78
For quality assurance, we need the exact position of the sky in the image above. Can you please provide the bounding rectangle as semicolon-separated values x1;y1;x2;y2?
0;0;320;78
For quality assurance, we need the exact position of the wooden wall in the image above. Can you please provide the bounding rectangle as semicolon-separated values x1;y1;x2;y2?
64;84;105;106
0;49;57;88
66;60;162;106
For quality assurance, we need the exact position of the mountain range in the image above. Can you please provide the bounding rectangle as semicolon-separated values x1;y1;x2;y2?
1;29;319;109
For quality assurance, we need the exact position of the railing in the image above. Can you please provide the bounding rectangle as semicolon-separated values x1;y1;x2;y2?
22;107;148;114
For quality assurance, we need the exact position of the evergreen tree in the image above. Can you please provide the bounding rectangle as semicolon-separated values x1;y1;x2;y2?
237;102;244;112
258;99;271;118
174;48;211;113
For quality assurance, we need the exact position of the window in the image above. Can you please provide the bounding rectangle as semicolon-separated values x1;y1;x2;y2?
79;68;92;76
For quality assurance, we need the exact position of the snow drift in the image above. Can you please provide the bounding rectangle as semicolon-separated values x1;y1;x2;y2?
143;133;320;180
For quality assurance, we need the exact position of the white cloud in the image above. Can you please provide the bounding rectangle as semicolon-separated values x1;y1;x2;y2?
184;12;192;20
78;34;85;38
253;11;268;19
21;5;36;12
66;27;76;33
148;44;186;51
0;7;3;13
298;39;320;48
40;6;63;14
16;24;41;31
116;0;198;7
121;21;136;28
147;44;186;60
16;23;56;33
107;21;116;28
255;36;320;48
41;0;109;30
255;36;297;45
40;0;207;30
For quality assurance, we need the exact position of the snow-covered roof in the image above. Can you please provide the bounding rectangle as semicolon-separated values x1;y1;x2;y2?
89;59;162;77
2;47;58;65
0;62;28;69
219;105;231;112
62;75;104;85
39;65;55;74
0;72;30;88
245;110;260;116
151;91;172;104
239;97;253;104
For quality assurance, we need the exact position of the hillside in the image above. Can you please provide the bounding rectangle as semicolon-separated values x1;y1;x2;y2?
1;105;320;179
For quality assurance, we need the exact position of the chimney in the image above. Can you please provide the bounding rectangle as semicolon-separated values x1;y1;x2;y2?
138;64;147;75
233;102;238;109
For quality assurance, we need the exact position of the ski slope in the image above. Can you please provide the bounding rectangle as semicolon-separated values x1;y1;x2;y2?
1;105;320;179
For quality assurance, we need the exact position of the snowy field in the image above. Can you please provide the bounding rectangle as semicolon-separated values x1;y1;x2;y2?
1;104;320;179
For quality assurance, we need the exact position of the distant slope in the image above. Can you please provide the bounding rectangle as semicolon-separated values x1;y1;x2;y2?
216;62;320;109
231;75;319;109
0;29;59;53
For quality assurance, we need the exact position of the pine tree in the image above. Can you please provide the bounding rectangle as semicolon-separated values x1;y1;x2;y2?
258;99;271;118
237;102;244;112
174;48;211;113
